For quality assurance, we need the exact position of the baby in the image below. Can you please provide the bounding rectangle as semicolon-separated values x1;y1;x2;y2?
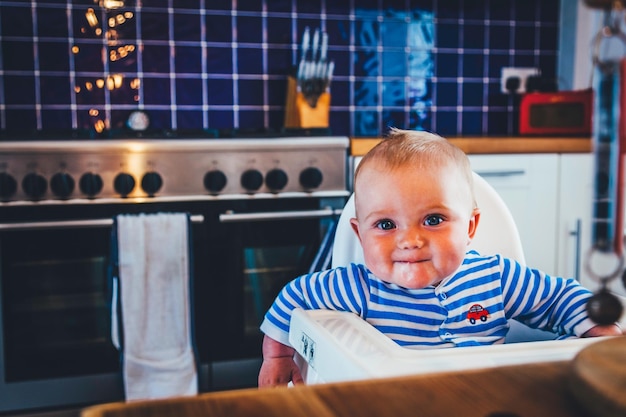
258;128;622;387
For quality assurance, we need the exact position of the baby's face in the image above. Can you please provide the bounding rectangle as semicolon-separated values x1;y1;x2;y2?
350;161;479;289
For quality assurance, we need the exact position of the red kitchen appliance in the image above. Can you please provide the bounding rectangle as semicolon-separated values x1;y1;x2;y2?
519;89;593;136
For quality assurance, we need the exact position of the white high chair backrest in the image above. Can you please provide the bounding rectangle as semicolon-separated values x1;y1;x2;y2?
331;171;526;268
330;171;557;343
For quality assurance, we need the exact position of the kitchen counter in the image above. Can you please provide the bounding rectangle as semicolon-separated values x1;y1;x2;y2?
81;337;626;417
81;360;591;417
351;136;592;156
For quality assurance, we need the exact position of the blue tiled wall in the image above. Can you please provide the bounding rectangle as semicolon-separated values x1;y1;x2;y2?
0;0;560;138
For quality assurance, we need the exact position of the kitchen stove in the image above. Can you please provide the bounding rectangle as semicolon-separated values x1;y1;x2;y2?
0;135;349;413
0;136;349;204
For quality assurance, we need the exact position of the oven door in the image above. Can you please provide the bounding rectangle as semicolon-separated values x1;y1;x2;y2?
0;196;346;410
0;202;206;413
198;197;344;391
0;208;123;413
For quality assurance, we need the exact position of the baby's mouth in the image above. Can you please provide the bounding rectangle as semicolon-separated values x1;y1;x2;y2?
396;257;428;263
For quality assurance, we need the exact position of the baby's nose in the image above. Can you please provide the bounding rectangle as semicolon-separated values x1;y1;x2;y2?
398;227;424;249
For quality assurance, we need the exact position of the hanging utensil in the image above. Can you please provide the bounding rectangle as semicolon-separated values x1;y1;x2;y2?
585;4;626;324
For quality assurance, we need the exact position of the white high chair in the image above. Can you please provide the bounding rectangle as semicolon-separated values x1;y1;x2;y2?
331;172;555;344
332;173;555;343
289;172;577;385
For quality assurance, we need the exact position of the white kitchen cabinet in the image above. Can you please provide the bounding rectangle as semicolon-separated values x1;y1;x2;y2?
468;154;560;275
557;153;626;297
468;152;626;298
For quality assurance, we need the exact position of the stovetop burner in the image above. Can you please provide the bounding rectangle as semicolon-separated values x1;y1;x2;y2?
0;136;349;205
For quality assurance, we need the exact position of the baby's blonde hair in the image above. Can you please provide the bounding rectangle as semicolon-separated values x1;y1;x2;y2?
354;128;476;206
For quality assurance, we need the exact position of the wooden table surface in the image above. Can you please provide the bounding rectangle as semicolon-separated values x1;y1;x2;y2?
82;360;596;417
351;137;592;156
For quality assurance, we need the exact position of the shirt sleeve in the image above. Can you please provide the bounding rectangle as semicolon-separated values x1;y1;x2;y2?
260;263;370;346
499;256;596;337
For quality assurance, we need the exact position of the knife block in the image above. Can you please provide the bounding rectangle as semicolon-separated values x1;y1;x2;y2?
284;76;330;129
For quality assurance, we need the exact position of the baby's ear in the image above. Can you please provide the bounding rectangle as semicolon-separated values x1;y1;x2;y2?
350;218;361;241
467;208;481;243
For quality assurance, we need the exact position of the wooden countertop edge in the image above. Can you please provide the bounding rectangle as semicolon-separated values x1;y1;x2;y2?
350;137;592;156
80;360;589;417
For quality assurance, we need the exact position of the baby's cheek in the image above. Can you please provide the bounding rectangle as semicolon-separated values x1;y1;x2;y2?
362;250;388;276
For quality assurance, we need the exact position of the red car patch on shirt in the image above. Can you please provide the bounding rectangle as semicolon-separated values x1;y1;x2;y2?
466;304;489;324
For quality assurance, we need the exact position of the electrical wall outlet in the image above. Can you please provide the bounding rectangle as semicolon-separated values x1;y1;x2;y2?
500;67;540;94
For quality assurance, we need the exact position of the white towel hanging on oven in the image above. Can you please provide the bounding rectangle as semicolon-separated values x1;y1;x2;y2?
111;212;198;401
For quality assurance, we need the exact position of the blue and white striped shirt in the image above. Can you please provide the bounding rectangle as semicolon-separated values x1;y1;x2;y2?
260;251;596;349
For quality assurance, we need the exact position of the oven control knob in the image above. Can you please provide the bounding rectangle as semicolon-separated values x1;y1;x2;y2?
203;170;227;193
22;173;47;200
79;172;103;197
141;172;163;196
50;172;75;199
114;172;136;197
265;168;288;191
299;167;323;190
0;172;17;200
241;169;263;192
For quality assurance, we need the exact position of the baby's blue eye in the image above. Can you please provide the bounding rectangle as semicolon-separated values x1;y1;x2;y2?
376;219;396;230
424;215;444;226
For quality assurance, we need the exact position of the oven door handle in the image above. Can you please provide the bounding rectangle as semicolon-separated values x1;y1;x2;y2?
0;215;205;231
219;208;343;223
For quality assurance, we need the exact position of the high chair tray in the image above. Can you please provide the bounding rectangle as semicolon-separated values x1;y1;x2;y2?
288;308;611;383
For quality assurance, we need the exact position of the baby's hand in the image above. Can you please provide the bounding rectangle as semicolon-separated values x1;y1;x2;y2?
258;335;304;388
258;356;304;388
582;323;623;337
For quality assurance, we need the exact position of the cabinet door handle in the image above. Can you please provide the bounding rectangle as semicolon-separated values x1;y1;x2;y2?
474;170;526;178
569;218;582;281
